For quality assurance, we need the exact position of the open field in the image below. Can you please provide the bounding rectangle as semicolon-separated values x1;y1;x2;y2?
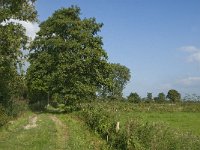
119;111;200;136
79;102;200;135
78;102;200;149
1;102;200;149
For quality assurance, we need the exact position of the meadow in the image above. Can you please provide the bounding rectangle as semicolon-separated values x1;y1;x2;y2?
78;101;200;149
0;101;200;150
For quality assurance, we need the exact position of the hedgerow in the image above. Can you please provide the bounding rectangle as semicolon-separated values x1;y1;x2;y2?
78;102;200;150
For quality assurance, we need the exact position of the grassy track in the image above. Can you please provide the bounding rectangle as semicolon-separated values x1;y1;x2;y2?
0;112;57;150
0;112;108;150
58;113;108;150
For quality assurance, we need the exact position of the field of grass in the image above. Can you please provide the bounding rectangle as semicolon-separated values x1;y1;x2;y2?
0;111;108;150
118;111;200;136
79;102;200;149
1;102;200;150
0;112;56;150
81;102;200;136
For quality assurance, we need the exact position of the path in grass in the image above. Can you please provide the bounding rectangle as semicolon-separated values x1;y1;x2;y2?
0;112;108;150
58;113;108;150
49;115;68;149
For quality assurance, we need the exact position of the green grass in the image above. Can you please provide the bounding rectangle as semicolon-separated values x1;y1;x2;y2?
82;102;200;136
58;113;108;150
0;111;108;150
1;102;200;150
79;102;200;149
0;112;57;150
117;110;200;136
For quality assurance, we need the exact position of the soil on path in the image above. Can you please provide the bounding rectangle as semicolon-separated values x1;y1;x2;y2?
50;115;68;149
24;115;38;130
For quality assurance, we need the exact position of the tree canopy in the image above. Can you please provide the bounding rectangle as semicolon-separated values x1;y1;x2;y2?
0;0;37;22
98;63;131;99
127;92;141;103
167;89;181;103
26;6;113;105
0;0;37;109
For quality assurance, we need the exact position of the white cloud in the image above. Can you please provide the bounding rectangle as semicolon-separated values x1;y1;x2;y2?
180;46;199;52
2;19;39;40
180;46;200;63
177;77;200;86
20;21;39;40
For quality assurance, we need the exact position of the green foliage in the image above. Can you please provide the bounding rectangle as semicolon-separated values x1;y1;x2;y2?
125;120;200;150
82;106;116;138
0;105;9;127
0;0;37;22
146;92;153;103
0;23;27;107
98;63;131;99
0;0;37;121
167;89;181;103
154;92;166;103
27;6;112;105
79;102;200;149
128;92;141;103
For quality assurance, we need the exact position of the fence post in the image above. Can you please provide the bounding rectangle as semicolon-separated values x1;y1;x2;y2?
116;121;120;133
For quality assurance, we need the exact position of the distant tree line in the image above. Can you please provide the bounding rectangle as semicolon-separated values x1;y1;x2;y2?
127;89;181;103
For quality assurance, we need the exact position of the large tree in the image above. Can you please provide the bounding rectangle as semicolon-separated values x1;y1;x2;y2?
26;6;112;105
0;0;37;108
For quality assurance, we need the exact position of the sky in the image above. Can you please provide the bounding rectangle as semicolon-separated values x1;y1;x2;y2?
21;0;200;97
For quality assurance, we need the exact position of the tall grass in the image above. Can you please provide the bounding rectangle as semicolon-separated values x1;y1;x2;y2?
78;101;200;150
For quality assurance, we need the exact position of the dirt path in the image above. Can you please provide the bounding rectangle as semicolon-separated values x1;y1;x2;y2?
24;115;38;130
49;115;68;149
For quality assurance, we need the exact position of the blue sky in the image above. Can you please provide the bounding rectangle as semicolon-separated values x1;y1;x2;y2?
33;0;200;97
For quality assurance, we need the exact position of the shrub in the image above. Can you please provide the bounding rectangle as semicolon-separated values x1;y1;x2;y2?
0;105;9;127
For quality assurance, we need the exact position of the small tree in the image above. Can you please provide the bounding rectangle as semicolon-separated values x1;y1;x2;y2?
154;93;166;103
145;92;153;103
167;89;181;103
98;63;131;100
127;92;141;103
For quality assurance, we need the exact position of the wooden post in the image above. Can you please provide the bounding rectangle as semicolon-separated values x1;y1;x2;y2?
47;91;49;106
116;122;120;133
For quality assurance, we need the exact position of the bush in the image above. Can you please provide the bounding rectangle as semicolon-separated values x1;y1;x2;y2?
82;106;116;138
8;99;28;117
0;105;9;127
